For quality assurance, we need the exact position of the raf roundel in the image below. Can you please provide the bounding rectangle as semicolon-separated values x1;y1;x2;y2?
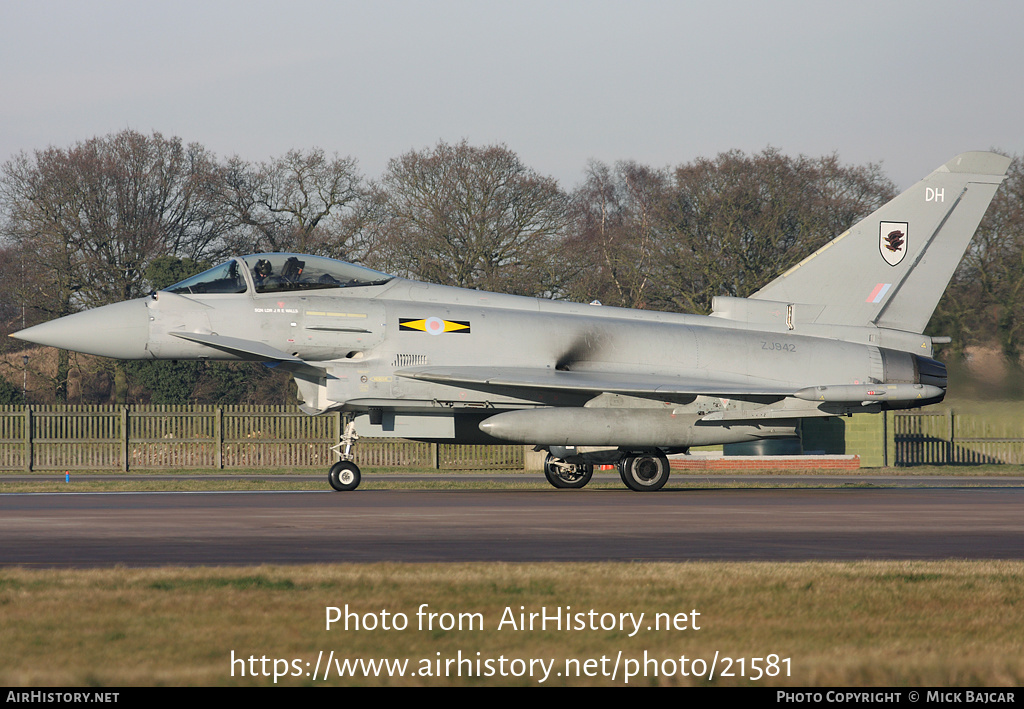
425;317;445;335
399;317;472;334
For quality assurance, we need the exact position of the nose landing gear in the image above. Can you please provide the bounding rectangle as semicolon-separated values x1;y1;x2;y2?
328;460;361;491
327;416;361;491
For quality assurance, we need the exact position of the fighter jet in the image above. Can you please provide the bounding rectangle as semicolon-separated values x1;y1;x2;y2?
12;152;1011;491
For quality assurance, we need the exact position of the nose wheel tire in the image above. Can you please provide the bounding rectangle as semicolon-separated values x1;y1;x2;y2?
617;453;670;492
328;461;361;491
544;454;594;489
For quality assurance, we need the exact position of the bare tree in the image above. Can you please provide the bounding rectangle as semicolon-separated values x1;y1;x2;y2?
655;149;896;313
1;149;93;401
218;148;365;257
563;160;668;307
1;150;87;319
2;131;229;307
0;130;232;400
372;140;570;296
78;131;232;304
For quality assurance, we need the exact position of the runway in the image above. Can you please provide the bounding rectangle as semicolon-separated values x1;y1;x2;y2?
2;485;1023;566
5;472;1024;487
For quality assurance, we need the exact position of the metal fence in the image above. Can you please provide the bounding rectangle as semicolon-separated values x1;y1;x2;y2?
0;405;524;471
894;410;1024;465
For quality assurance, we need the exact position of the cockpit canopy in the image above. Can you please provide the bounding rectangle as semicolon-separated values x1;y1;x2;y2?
164;254;394;296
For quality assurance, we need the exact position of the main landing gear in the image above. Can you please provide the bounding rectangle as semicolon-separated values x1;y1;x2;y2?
327;417;361;491
617;452;671;492
542;450;672;491
543;454;594;489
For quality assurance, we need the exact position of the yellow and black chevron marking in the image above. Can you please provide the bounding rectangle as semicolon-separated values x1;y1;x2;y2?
399;317;471;335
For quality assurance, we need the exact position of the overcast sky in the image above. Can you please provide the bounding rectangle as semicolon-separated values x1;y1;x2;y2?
1;0;1021;191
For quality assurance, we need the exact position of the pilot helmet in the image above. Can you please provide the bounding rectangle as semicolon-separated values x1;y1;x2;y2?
254;259;272;277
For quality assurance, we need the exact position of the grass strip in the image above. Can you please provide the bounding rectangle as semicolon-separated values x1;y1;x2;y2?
1;561;1021;686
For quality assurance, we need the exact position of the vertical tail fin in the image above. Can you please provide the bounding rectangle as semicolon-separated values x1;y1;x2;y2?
751;152;1010;333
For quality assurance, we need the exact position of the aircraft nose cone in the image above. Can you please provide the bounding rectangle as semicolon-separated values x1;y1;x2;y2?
11;299;151;359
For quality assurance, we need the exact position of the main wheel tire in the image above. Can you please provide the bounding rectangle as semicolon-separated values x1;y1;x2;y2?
617;454;670;492
328;461;361;491
543;454;594;489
